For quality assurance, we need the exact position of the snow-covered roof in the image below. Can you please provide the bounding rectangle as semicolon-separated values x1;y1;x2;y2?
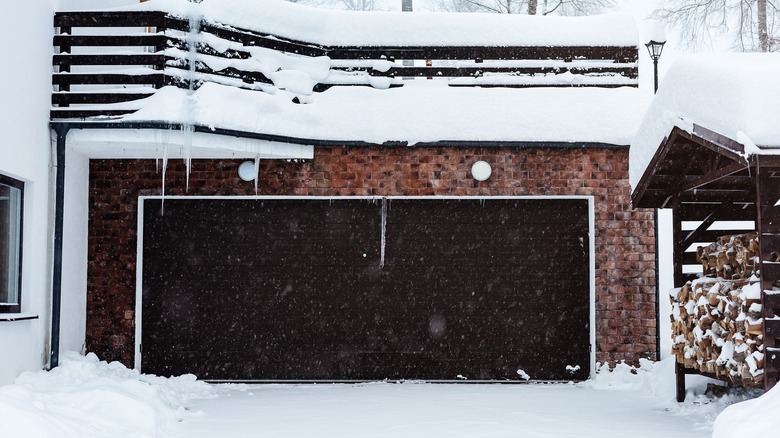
54;0;650;155
111;82;650;147
124;0;639;47
629;53;780;191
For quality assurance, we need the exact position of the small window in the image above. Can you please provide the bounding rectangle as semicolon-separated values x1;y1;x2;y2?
0;174;23;313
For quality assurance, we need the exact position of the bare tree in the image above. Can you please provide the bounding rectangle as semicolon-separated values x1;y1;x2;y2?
340;0;377;10
528;0;538;15
288;0;378;11
432;0;614;15
654;0;779;52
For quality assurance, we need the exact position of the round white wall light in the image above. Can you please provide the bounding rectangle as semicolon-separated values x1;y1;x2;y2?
237;160;256;181
471;161;492;181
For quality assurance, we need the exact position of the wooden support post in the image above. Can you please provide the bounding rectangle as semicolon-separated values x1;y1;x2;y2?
675;361;686;402
671;200;687;402
755;159;780;391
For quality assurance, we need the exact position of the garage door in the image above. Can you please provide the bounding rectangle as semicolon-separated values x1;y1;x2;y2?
140;197;591;381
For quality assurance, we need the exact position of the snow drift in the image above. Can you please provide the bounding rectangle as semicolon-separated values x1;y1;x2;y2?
713;383;780;438
0;352;212;438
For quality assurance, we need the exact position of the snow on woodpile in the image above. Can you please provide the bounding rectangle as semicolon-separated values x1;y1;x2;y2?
125;0;639;47
0;352;212;438
670;234;766;387
629;53;780;191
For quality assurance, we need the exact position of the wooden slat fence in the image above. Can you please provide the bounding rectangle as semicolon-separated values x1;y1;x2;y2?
52;10;639;120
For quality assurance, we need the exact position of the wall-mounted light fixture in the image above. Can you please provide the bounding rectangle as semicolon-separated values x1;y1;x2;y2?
471;161;492;181
237;160;256;181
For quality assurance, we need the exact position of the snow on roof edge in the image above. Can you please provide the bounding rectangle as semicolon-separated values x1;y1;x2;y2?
97;0;640;48
630;53;780;193
110;82;651;148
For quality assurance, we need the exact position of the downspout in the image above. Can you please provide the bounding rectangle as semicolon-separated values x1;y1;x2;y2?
49;123;69;369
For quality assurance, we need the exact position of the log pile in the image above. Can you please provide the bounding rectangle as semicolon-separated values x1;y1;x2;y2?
696;233;759;279
671;233;765;387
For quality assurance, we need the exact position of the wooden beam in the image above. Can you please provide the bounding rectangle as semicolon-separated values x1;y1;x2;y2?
659;189;752;204
52;73;167;86
50;109;136;119
644;174;750;191
766;318;780;339
678;202;756;222
673;125;745;163
446;83;635;89
325;45;638;62
52;54;169;67
200;22;326;57
52;92;154;105
762;262;780;286
764;290;780;315
676;162;749;194
54;11;168;28
755;160;780;391
675;361;686;402
672;201;686;287
54;34;169;48
347;65;639;78
632;131;677;208
681;209;718;250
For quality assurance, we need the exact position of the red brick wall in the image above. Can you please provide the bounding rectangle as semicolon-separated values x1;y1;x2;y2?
88;146;656;368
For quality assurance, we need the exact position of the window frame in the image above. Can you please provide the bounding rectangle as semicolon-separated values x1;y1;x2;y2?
0;173;23;314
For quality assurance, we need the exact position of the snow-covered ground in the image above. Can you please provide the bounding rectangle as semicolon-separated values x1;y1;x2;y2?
0;352;773;438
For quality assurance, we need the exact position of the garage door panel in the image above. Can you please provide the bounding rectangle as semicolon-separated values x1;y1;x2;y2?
145;201;381;265
144;350;591;382
142;197;590;381
389;222;587;239
387;199;587;225
148;239;381;268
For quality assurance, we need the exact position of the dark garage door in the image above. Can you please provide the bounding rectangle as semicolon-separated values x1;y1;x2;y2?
141;197;591;381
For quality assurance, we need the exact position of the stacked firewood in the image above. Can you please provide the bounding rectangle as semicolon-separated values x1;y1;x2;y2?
696;233;759;279
671;233;765;387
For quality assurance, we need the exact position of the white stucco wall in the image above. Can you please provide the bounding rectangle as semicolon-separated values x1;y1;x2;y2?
0;1;56;384
52;0;155;361
0;0;130;385
59;150;89;355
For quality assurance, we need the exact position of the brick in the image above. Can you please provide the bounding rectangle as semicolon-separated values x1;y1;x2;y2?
87;147;657;368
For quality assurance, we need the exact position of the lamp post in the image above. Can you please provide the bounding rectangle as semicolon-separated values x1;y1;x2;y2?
644;23;667;364
645;39;666;93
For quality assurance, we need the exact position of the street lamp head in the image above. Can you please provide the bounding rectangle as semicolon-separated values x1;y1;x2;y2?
644;20;667;61
645;40;666;61
643;21;667;93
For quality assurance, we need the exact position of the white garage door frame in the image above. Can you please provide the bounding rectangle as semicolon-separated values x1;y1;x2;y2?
134;195;596;378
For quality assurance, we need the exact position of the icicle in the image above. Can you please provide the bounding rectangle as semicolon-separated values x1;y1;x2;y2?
253;155;260;195
186;8;201;96
160;143;169;216
181;5;200;193
155;158;159;173
380;197;387;269
182;124;194;192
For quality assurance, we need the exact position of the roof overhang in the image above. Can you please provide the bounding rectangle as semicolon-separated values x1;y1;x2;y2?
631;124;769;209
51;122;314;160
